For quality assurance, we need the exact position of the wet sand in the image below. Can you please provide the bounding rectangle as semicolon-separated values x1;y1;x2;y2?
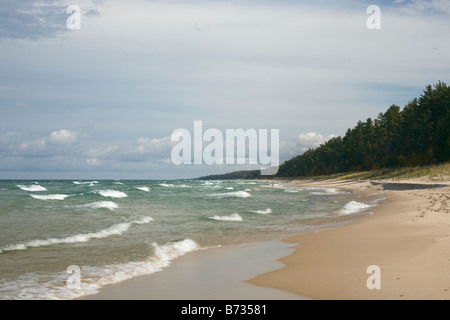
250;179;450;300
82;240;307;300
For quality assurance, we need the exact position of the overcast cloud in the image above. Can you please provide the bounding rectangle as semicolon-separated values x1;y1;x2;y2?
0;0;449;179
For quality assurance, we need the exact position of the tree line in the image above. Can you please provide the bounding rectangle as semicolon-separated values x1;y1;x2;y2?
276;81;450;177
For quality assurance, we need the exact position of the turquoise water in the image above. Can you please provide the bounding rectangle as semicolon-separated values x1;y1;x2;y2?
0;179;381;299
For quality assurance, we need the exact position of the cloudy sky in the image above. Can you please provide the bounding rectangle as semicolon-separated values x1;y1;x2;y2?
0;0;449;179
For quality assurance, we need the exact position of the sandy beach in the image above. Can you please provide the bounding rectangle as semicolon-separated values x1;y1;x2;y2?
82;240;307;300
250;178;450;300
82;178;450;300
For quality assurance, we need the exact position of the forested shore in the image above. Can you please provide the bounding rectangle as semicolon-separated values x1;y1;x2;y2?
277;82;450;177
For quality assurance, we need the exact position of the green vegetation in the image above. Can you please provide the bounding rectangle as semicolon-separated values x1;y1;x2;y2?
197;170;261;180
275;162;450;181
277;82;450;178
197;162;450;181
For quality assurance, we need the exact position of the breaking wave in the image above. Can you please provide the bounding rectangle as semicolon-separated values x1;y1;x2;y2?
0;238;198;300
0;216;153;254
159;183;174;187
30;194;69;201
136;186;151;192
339;201;373;215
309;188;347;195
251;208;272;214
209;213;243;221
210;191;251;199
84;201;119;211
97;190;128;199
73;181;99;186
17;184;47;192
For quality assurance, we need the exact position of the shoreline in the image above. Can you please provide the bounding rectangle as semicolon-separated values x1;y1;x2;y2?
81;240;308;300
250;178;450;300
81;178;450;300
80;179;368;300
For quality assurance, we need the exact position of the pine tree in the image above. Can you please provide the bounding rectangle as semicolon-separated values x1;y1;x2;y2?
276;82;450;177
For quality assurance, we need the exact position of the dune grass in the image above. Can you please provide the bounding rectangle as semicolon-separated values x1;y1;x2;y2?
279;162;450;181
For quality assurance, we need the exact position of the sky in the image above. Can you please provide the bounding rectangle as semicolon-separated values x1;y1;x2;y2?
0;0;449;179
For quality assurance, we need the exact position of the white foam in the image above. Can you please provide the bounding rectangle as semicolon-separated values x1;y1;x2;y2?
30;194;69;201
73;181;99;186
339;201;373;215
159;183;174;187
0;239;197;300
17;184;47;192
31;239;195;300
0;226;203;301
209;213;243;221
0;216;153;254
210;191;251;199
136;186;151;192
82;239;200;295
97;190;128;198
252;208;272;214
85;201;119;210
152;239;199;262
309;188;347;195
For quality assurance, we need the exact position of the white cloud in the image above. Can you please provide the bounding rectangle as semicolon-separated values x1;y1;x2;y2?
277;132;336;162
49;130;78;145
0;0;104;40
75;136;176;170
135;136;174;155
399;0;450;14
85;145;119;158
296;132;336;151
18;138;47;153
86;158;102;166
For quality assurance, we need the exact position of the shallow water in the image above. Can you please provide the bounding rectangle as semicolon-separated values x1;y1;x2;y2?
0;179;381;299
